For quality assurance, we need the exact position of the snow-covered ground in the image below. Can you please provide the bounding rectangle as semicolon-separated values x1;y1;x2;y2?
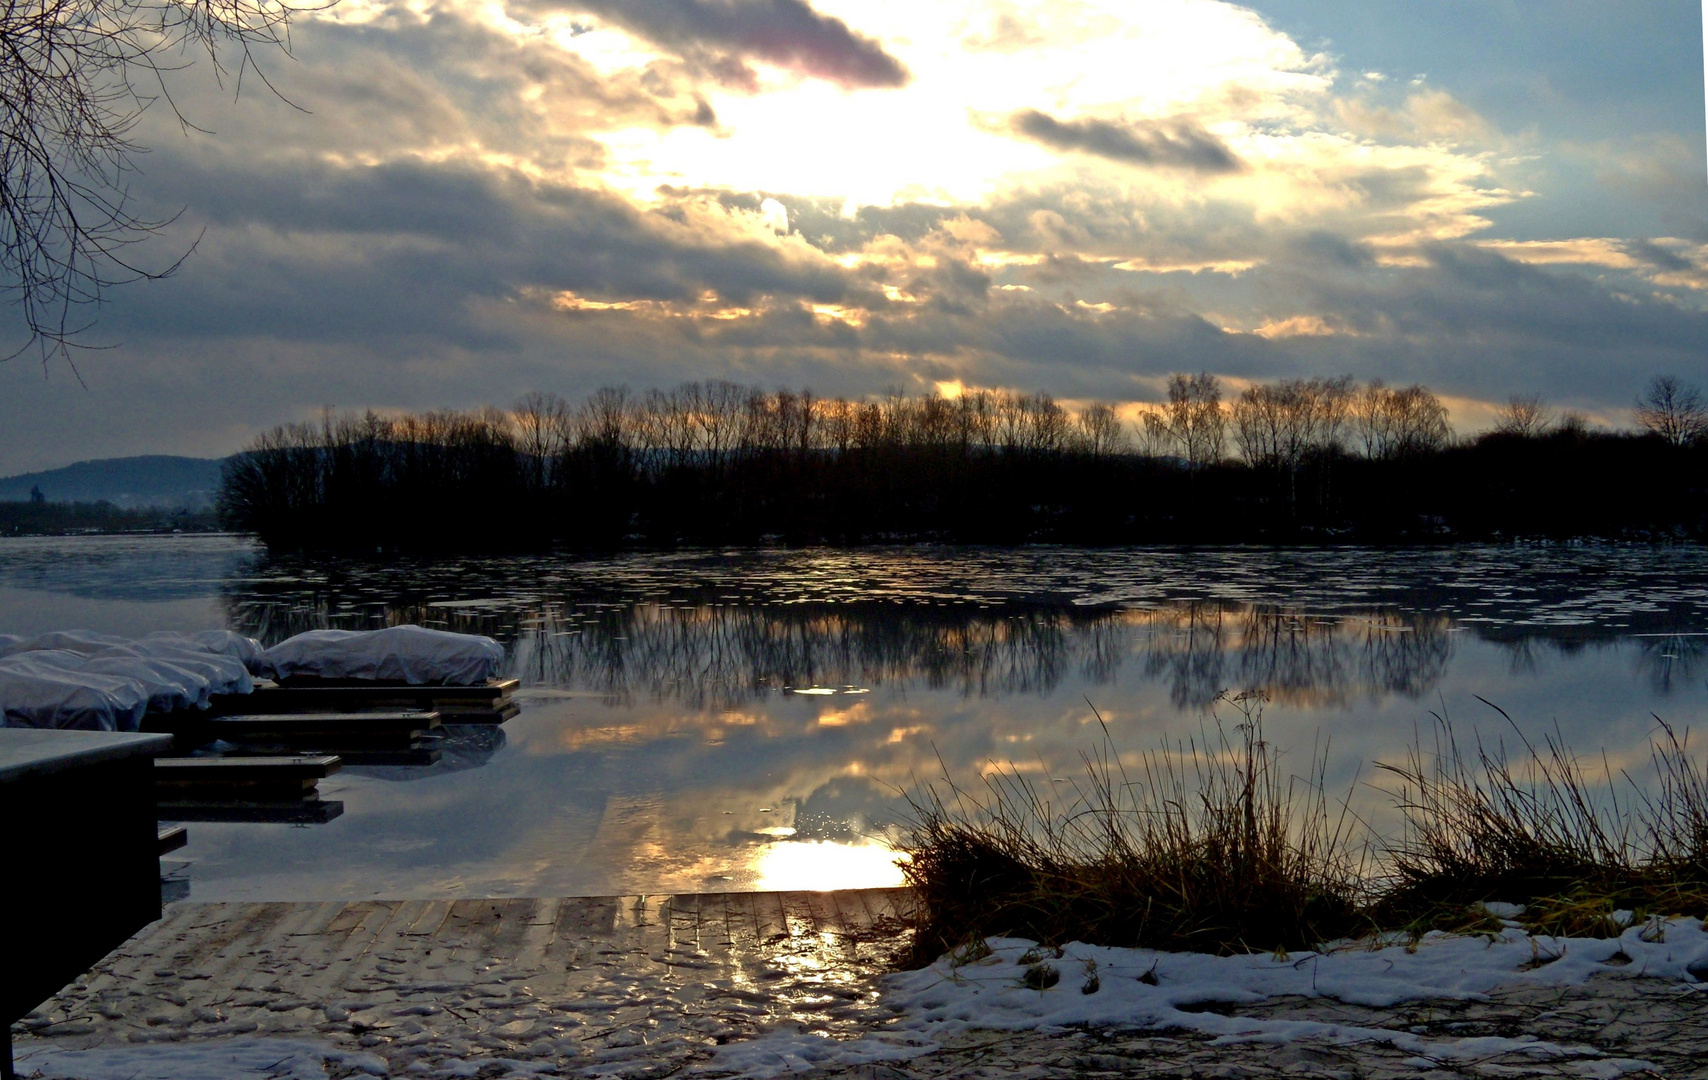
713;916;1708;1077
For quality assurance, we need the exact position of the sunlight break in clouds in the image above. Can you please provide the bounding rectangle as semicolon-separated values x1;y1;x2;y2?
594;0;1330;211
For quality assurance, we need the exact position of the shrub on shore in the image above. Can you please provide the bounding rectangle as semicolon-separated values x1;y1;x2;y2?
896;699;1708;961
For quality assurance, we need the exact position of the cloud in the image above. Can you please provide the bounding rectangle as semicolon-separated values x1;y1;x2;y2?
1009;109;1244;173
1;0;1703;475
1335;89;1490;144
565;0;908;88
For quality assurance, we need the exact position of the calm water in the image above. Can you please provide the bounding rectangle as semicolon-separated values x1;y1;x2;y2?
5;535;1708;901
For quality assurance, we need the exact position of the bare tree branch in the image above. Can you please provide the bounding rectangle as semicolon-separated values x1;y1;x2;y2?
0;0;320;363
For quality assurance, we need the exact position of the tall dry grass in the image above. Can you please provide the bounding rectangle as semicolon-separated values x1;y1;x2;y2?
900;695;1366;960
1374;704;1708;936
898;697;1708;958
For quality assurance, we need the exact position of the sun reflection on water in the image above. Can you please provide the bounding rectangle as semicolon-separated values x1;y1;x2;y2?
752;840;909;892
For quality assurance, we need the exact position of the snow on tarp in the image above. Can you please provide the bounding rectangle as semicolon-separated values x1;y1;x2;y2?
0;629;268;676
262;625;505;685
0;652;149;732
0;630;128;657
109;642;253;697
77;654;207;713
148;629;269;675
0;629;265;730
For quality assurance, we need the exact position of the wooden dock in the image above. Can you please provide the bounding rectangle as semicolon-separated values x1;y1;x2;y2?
139;678;516;827
208;678;520;724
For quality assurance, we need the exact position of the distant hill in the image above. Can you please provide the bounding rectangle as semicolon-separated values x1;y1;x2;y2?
0;455;227;509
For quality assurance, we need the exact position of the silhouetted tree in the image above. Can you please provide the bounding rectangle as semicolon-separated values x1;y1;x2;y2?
1492;394;1554;438
1635;375;1707;447
1144;372;1225;468
1350;381;1448;459
1234;376;1353;467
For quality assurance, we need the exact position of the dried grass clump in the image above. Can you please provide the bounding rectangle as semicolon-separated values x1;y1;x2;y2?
1367;706;1708;938
900;695;1366;962
899;697;1708;961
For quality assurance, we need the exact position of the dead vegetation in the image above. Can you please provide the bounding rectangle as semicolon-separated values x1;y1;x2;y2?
898;696;1708;961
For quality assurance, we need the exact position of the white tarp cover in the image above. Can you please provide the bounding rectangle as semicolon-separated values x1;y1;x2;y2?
0;629;266;730
263;625;505;685
0;652;150;732
148;630;269;675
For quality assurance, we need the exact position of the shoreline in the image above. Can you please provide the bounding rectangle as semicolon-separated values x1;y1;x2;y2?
14;889;1708;1080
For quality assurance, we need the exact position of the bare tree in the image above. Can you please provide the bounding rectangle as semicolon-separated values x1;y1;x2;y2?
1233;376;1353;468
512;390;570;490
1076;401;1129;457
1493;394;1554;438
1144;373;1225;468
1635;375;1708;447
574;386;632;453
1349;381;1449;459
0;0;313;361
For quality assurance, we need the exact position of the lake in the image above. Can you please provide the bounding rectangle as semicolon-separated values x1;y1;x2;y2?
4;535;1707;901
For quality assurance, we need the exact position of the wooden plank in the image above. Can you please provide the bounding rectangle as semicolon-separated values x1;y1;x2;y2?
154;756;341;781
398;900;455;937
294;901;406;999
155;824;188;855
275;676;518;696
752;890;790;943
193;731;434;752
156;777;319;793
212;682;514;715
507;899;563;979
330;748;441;766
714;891;759;948
196;712;441;733
289;901;353;937
155;799;344;824
431;701;520;725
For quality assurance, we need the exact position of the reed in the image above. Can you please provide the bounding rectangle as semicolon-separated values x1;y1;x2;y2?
898;699;1708;959
900;695;1366;961
1373;707;1708;936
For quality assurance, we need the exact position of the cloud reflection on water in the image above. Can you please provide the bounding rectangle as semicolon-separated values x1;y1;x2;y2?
7;537;1708;900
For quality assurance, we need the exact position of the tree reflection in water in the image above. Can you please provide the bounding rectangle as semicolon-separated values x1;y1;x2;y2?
228;593;1457;712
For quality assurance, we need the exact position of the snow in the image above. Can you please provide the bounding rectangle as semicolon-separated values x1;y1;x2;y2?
14;1037;386;1080
0;623;505;727
261;625;504;686
0;629;263;729
713;919;1708;1077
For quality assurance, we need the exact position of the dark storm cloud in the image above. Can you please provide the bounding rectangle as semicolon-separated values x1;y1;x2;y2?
563;0;908;89
1010;110;1244;173
97;156;866;349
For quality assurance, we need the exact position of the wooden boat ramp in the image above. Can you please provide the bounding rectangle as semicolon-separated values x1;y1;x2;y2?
144;678;519;826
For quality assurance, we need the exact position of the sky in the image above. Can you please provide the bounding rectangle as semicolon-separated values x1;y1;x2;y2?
0;0;1704;472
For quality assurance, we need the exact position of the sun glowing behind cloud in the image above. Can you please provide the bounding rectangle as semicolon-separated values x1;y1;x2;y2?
583;0;1335;212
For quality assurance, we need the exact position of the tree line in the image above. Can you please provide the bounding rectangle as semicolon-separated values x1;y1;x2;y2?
218;374;1708;550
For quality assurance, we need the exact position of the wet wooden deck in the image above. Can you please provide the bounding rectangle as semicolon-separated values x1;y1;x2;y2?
17;891;921;1077
73;890;919;1001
